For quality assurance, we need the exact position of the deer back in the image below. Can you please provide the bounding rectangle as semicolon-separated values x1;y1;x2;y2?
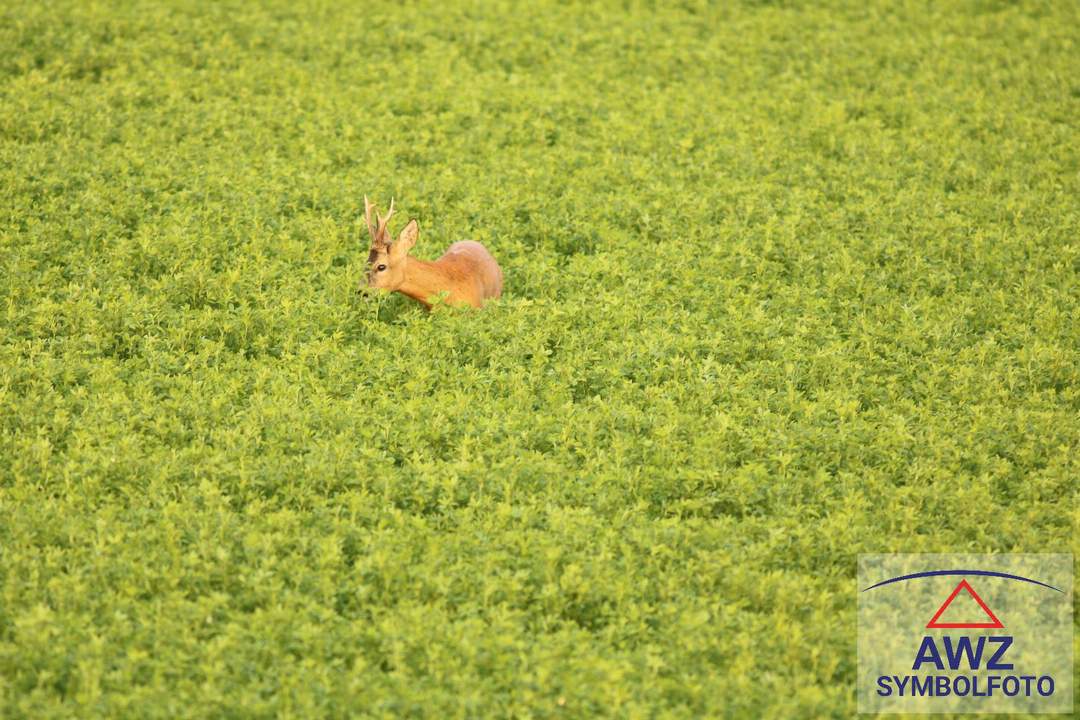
436;241;503;304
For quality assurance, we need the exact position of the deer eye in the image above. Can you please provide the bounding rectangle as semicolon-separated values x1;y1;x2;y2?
376;264;387;272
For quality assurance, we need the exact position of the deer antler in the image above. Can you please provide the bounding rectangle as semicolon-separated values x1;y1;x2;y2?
376;197;395;241
364;196;395;248
363;195;379;245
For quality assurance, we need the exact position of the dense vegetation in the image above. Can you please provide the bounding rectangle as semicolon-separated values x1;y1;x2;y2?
1;0;1077;716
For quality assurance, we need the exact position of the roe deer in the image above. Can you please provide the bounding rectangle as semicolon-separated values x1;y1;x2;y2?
360;197;502;309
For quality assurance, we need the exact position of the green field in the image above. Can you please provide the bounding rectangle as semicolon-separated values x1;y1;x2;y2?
1;0;1078;716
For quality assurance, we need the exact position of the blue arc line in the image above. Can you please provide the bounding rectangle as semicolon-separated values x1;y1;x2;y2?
861;569;1063;593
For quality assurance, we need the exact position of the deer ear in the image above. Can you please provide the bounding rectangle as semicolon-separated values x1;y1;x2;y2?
392;219;418;259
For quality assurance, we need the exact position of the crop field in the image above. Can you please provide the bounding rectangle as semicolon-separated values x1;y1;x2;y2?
1;0;1078;717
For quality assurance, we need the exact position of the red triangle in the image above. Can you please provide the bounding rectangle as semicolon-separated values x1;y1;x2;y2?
926;579;1004;629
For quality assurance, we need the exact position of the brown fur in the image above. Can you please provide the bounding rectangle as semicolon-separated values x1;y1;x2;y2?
361;198;502;309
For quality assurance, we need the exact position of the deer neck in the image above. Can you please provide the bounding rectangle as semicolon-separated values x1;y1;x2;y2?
397;257;453;308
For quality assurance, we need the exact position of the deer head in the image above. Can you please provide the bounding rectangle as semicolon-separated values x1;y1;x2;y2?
362;195;418;292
